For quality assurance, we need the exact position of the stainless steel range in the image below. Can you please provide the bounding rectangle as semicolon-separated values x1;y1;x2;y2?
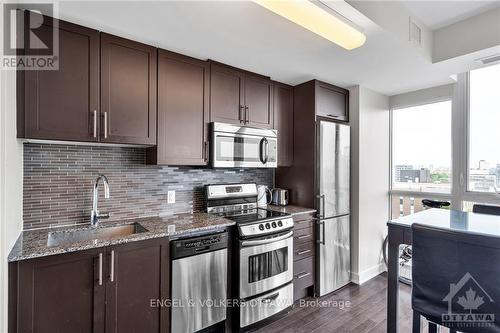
205;183;294;331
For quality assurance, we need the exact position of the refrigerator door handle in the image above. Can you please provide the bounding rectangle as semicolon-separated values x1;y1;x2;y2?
316;219;325;245
316;194;326;219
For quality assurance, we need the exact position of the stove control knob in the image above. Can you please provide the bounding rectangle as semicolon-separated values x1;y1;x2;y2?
278;221;283;227
265;223;271;229
271;222;277;228
259;224;265;231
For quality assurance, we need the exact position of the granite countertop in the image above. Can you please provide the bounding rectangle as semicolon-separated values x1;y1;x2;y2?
8;213;235;262
266;204;316;216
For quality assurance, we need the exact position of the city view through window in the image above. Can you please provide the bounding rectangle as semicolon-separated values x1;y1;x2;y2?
469;63;500;193
392;101;452;193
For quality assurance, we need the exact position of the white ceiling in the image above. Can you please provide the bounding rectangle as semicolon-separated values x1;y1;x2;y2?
47;1;500;96
401;0;500;30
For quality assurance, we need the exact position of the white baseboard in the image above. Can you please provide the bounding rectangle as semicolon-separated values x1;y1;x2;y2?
351;263;387;285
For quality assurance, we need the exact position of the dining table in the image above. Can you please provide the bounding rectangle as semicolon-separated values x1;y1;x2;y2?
386;208;500;333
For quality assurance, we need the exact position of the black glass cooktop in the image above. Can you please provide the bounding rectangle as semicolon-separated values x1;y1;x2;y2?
218;208;290;224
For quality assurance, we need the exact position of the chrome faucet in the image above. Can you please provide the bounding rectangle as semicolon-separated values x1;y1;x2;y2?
90;175;110;227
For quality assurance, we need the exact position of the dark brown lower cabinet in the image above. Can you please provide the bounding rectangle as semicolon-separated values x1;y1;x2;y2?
105;239;169;333
10;238;169;333
292;212;316;301
14;248;105;333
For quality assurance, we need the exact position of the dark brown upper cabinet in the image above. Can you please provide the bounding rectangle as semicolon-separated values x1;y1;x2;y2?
244;74;273;129
147;50;209;166
273;82;294;167
18;15;99;141
209;63;244;125
10;238;169;333
316;80;349;122
100;33;157;145
209;62;273;128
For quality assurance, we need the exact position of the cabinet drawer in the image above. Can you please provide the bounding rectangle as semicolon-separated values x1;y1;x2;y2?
293;256;314;292
293;239;314;261
293;226;314;243
293;212;316;223
293;218;314;231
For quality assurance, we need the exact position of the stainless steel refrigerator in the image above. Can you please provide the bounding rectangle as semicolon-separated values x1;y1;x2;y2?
316;120;351;296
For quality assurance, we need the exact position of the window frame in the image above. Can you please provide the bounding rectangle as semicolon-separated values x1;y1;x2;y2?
462;71;500;205
389;70;500;217
389;98;454;199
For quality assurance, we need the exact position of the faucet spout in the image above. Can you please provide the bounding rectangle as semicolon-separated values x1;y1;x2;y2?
91;175;111;227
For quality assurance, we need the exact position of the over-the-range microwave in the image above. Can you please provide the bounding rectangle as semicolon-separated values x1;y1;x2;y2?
211;122;277;168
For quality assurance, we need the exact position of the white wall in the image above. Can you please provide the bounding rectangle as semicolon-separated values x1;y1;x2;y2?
350;86;390;285
0;68;24;332
433;7;500;63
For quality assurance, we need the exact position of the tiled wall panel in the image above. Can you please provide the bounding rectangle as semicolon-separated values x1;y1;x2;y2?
23;144;273;229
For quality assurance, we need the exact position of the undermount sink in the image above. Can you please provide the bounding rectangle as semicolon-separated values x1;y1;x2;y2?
47;223;148;247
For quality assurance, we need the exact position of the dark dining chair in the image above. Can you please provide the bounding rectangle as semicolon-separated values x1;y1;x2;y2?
472;204;500;216
422;199;451;209
411;223;500;333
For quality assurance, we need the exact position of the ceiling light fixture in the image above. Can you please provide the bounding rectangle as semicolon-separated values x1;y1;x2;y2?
253;0;366;50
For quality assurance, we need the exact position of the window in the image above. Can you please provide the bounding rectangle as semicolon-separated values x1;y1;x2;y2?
468;63;500;193
392;101;452;193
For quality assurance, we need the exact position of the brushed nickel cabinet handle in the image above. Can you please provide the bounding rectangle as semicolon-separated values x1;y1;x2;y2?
245;105;249;124
295;272;311;279
110;250;115;282
239;105;244;123
297;234;311;240
104;111;108;139
204;141;209;161
297;249;311;255
98;253;103;286
93;110;97;138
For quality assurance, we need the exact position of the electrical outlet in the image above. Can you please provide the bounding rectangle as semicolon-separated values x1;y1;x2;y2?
167;190;175;204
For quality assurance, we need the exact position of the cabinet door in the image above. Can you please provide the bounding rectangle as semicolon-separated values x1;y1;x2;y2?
16;249;105;333
209;63;244;125
316;81;349;122
100;33;157;145
152;50;209;165
273;82;293;166
105;238;169;333
22;15;99;141
245;74;273;128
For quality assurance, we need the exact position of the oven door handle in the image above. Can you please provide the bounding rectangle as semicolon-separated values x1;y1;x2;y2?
241;231;293;247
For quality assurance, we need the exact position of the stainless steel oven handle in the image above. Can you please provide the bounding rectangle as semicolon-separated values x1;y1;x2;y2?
261;292;280;303
241;231;293;247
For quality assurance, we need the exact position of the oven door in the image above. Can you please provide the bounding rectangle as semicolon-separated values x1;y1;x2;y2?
239;231;293;299
212;132;277;168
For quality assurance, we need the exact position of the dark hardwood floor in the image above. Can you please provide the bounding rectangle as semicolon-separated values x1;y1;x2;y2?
254;273;433;333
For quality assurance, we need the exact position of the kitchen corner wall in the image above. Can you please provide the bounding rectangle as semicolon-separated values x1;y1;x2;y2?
1;69;23;332
349;85;390;285
23;143;273;230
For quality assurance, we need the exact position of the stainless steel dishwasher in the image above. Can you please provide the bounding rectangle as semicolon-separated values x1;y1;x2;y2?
171;231;228;333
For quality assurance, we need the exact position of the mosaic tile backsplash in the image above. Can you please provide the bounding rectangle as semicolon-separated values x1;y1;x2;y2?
23;143;273;230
